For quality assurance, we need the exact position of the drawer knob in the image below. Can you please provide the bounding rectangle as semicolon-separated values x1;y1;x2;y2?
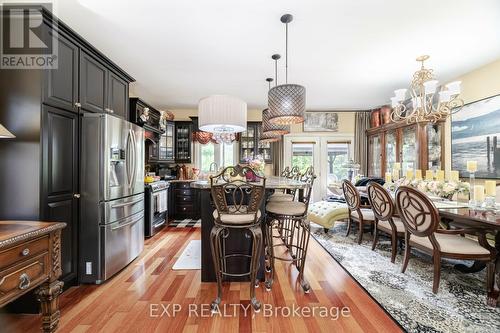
19;273;31;290
21;248;30;256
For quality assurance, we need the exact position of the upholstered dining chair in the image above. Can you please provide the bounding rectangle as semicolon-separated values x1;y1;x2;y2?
367;182;405;262
210;165;266;312
342;180;375;244
395;186;495;294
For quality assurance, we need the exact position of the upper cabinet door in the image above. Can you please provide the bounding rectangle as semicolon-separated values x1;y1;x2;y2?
108;72;128;119
42;31;79;112
80;51;107;113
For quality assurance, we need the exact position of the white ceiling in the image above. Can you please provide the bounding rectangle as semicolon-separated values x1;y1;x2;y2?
48;0;500;110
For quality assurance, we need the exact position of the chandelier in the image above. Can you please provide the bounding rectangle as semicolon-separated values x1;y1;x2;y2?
390;55;464;124
198;95;247;133
212;132;236;144
268;14;306;125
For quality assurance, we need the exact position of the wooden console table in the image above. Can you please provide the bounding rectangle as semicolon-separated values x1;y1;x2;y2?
0;221;66;332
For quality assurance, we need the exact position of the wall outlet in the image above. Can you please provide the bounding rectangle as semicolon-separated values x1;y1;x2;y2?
86;262;92;275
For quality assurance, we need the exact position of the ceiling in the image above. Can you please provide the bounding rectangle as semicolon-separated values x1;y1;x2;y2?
47;0;500;110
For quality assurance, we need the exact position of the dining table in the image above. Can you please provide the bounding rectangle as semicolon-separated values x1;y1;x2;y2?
357;186;500;307
191;176;308;282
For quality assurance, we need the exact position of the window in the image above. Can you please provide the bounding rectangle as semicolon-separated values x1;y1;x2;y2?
291;143;314;173
326;142;350;184
198;142;236;172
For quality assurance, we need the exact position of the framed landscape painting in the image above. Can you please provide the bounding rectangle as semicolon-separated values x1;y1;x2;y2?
451;94;500;179
303;111;339;132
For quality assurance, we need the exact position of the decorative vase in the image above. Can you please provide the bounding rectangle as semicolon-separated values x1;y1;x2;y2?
370;109;381;128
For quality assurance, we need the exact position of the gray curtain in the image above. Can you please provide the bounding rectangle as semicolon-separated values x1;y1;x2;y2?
272;140;284;176
354;111;370;175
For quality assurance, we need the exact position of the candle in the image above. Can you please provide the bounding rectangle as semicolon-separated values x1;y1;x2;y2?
474;185;485;203
393;162;401;170
385;172;392;183
436;170;445;181
406;168;414;180
415;170;422;180
466;161;478;173
392;169;400;181
425;170;434;180
449;170;459;182
484;180;497;196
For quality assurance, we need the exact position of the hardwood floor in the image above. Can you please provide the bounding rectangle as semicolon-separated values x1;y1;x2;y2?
0;226;402;333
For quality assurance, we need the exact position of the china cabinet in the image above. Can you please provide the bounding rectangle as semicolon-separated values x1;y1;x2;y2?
239;122;273;163
366;121;444;177
175;121;192;163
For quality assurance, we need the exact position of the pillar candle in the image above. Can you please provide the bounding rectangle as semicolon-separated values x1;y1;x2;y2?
466;161;478;173
484;180;497;196
393;162;401;170
415;169;422;180
392;169;399;181
436;170;445;181
406;168;414;179
425;170;434;180
474;185;485;202
449;170;459;182
385;172;392;183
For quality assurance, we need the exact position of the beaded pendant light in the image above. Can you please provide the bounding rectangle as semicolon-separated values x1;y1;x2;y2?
268;14;306;125
262;75;289;137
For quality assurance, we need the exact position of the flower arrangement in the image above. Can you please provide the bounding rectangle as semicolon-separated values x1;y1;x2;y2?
245;155;265;175
384;178;470;199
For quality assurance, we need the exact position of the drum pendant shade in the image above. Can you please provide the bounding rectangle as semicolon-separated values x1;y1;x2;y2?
262;108;289;136
268;84;306;125
198;95;247;133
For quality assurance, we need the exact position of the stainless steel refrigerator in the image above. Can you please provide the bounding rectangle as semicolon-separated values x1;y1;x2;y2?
79;113;145;284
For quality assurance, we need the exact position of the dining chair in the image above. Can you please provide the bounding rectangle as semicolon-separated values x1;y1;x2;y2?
395;186;495;294
210;165;266;312
367;182;405;262
342;180;375;244
264;169;316;293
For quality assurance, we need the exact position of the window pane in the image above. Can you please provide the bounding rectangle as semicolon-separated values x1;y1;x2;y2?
200;143;215;172
327;143;349;189
222;143;234;167
291;143;314;173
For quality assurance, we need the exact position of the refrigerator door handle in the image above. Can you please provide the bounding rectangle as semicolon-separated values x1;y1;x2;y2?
130;129;137;189
111;198;143;208
110;214;142;231
126;129;133;188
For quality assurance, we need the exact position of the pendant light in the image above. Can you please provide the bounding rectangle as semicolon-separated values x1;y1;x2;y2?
262;72;290;137
198;95;247;133
268;14;306;125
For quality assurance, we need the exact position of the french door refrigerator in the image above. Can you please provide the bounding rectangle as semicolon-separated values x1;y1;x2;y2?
79;113;145;284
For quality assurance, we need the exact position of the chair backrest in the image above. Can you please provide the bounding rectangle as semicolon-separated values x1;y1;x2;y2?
210;165;266;224
367;182;394;221
280;166;291;177
395;186;440;237
300;167;316;210
288;166;300;180
342;180;361;211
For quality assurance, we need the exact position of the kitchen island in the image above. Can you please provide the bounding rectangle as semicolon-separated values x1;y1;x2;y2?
190;176;307;282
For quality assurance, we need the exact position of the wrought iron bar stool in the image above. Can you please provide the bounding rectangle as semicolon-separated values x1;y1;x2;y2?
264;168;316;293
209;165;266;312
268;165;301;202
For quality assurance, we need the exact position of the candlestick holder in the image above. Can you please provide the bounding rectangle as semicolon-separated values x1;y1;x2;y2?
469;172;476;207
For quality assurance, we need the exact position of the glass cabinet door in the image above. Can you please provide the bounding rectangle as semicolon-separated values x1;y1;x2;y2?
240;126;256;161
427;123;442;170
368;134;381;177
385;130;397;173
159;122;174;161
401;125;417;173
257;126;272;162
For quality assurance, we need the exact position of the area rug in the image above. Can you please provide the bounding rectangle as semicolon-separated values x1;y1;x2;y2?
310;222;500;333
172;239;201;270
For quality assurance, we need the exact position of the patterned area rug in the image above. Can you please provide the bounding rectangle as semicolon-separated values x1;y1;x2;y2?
310;222;500;333
169;219;201;228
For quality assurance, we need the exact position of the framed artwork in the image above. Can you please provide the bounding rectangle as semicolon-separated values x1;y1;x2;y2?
303;111;338;132
451;94;500;179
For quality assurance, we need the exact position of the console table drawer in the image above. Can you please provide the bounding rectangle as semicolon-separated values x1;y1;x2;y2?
0;253;49;305
176;195;194;203
0;236;49;271
175;189;193;196
176;204;194;213
176;182;192;189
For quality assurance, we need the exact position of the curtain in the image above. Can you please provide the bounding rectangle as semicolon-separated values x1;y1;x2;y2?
354;111;370;175
272;139;284;176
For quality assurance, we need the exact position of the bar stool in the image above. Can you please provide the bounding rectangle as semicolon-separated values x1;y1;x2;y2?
210;166;266;312
264;168;316;293
268;166;300;202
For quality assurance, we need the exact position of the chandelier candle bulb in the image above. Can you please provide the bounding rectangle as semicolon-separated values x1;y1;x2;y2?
474;185;485;203
415;169;422;180
392;169;400;181
484;180;497;196
424;80;438;94
385;172;392;183
446;81;462;95
436;170;445;181
449;170;460;182
425;170;434;180
466;161;478;173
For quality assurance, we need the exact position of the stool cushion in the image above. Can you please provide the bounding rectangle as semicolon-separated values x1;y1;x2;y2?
410;233;490;255
268;193;295;202
378;217;406;233
307;201;349;229
213;206;261;225
350;208;375;221
266;201;306;216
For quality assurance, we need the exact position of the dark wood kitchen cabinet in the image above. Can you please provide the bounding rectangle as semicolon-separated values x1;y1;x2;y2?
175;122;192;163
0;5;134;292
172;182;199;219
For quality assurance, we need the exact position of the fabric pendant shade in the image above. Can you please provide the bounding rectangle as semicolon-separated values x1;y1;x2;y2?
262;108;289;136
198;95;247;133
268;84;306;125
